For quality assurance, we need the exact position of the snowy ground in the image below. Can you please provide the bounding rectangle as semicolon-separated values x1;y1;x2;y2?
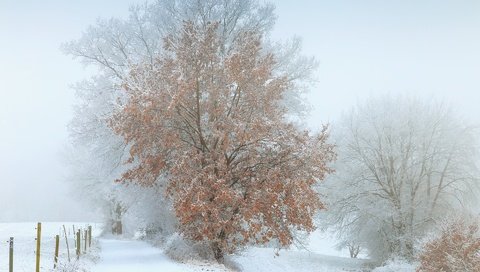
92;237;370;272
92;239;229;272
92;230;371;272
0;223;373;271
228;230;371;271
233;248;368;272
0;222;99;272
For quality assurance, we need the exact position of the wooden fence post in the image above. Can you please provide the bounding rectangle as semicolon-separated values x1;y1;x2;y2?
88;225;92;247
62;225;71;262
9;237;13;272
76;230;81;259
54;235;59;269
36;222;41;272
84;229;88;253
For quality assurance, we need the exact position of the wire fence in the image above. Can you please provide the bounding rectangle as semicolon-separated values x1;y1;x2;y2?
0;222;97;272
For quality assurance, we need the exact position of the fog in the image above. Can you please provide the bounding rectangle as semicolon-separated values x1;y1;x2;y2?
0;0;479;221
0;0;145;221
271;0;480;127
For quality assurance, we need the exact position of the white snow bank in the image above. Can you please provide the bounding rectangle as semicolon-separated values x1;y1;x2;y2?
92;236;369;272
233;247;368;272
372;258;417;272
93;238;229;272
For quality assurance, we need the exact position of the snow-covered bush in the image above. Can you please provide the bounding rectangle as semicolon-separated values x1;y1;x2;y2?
121;182;177;240
164;233;215;262
372;258;417;272
417;218;480;272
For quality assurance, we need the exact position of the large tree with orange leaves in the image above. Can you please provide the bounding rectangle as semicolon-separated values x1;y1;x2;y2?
110;21;335;261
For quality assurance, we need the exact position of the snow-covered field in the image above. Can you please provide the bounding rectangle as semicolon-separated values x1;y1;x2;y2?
232;247;369;272
0;223;372;271
92;236;370;272
0;222;99;272
91;230;371;272
92;239;229;272
230;231;370;271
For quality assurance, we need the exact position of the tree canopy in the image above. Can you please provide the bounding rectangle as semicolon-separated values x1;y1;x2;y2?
110;21;335;260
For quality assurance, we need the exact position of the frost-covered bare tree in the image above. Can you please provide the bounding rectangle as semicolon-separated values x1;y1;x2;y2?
63;0;315;117
319;96;480;262
64;75;175;236
63;0;317;237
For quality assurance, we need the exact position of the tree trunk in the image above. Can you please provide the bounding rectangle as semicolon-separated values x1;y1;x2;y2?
111;202;123;235
212;242;224;263
111;220;123;235
348;243;360;258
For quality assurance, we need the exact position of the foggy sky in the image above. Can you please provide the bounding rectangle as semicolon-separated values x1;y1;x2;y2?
0;0;479;221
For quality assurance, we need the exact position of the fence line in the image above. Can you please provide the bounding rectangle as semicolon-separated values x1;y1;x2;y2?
6;222;94;272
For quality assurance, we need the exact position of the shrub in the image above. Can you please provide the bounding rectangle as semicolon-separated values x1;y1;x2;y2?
372;258;417;272
417;219;480;272
164;233;215;262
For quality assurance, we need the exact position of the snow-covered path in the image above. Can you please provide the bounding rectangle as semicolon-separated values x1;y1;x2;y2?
92;237;369;272
92;239;199;272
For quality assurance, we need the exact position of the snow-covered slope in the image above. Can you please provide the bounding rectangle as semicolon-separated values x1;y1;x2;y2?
92;237;369;272
233;247;368;272
92;239;228;272
230;230;370;271
90;229;371;272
